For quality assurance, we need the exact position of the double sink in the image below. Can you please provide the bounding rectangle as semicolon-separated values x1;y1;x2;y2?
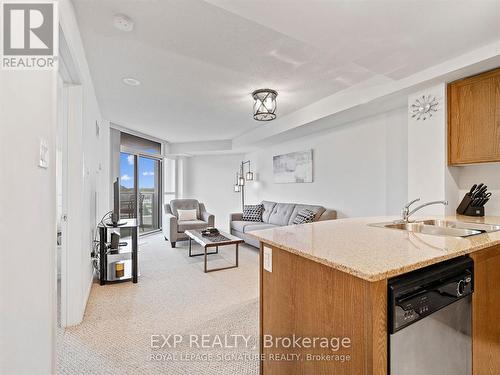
370;219;500;237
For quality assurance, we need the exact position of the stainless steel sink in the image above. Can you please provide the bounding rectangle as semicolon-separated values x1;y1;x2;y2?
418;220;500;233
369;219;500;238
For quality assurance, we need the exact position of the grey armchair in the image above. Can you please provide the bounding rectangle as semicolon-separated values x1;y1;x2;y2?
162;199;215;248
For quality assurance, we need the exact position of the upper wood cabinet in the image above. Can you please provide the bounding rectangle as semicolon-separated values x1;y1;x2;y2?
448;68;500;165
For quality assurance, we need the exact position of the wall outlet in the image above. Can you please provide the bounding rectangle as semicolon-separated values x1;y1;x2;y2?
263;246;272;272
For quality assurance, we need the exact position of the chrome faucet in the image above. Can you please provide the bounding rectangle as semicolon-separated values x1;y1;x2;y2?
401;198;448;223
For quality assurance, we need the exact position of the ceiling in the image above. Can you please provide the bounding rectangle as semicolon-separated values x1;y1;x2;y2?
73;0;500;143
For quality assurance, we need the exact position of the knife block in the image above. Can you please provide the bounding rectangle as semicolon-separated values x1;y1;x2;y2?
456;193;485;217
463;206;484;217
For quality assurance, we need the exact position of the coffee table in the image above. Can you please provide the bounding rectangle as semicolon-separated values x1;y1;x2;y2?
184;229;244;273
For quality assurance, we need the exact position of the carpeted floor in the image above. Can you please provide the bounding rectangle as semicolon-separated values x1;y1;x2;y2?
57;233;260;374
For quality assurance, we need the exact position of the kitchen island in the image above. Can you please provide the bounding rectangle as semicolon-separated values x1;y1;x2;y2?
250;215;500;375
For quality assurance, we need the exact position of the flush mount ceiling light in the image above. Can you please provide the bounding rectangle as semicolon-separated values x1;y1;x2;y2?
113;14;134;32
252;89;278;121
410;95;439;121
122;77;141;86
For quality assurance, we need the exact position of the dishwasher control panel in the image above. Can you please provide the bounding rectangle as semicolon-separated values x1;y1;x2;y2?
388;256;473;333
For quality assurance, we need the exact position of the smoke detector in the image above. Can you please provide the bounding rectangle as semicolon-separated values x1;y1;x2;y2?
113;14;134;32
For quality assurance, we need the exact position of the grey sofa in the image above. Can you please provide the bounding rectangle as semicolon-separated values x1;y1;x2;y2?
163;199;215;248
230;200;337;247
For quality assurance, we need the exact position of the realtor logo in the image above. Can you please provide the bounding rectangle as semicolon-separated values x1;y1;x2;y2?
1;1;58;69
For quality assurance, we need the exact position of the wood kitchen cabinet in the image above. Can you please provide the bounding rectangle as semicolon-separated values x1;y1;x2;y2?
470;245;500;375
259;244;387;375
448;67;500;165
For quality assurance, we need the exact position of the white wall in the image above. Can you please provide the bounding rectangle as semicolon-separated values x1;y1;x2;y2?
455;164;500;216
177;157;188;199
184;154;244;230
406;83;500;217
407;83;455;215
59;0;109;326
0;1;109;372
0;71;57;374
244;108;408;218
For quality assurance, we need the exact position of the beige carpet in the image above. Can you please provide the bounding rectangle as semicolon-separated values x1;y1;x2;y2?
57;233;260;374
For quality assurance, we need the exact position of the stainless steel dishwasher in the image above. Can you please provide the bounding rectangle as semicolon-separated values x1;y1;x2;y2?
388;256;473;375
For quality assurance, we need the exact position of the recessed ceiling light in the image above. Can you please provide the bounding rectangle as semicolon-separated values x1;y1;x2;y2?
113;14;134;32
122;77;141;86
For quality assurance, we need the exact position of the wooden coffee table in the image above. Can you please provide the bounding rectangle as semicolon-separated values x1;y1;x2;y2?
184;230;244;273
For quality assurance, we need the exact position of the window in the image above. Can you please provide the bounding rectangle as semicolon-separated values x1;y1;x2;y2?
118;132;163;234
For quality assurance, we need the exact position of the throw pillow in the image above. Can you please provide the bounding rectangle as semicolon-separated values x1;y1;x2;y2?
242;204;263;222
292;208;316;225
177;209;197;221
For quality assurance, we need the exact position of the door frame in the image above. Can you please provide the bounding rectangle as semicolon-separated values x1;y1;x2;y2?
137;154;163;234
119;148;163;235
56;74;68;327
57;27;85;327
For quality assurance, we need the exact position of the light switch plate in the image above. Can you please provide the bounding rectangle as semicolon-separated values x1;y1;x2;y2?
263;246;272;272
39;138;49;168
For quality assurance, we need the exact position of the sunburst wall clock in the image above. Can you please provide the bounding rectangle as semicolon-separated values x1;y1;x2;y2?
410;95;439;121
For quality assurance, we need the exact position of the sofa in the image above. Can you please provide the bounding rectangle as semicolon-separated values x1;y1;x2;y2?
229;200;337;247
163;199;215;248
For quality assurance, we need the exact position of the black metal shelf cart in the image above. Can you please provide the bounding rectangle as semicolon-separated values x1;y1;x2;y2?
98;218;138;285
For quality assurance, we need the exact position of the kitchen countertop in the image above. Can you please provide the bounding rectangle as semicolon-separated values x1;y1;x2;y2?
249;215;500;282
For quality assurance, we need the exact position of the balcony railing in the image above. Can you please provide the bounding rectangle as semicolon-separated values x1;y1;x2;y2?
120;192;158;231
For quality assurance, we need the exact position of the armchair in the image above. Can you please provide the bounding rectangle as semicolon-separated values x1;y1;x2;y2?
162;199;215;248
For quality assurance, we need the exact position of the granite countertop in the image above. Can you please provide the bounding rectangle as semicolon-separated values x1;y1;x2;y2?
249;215;500;282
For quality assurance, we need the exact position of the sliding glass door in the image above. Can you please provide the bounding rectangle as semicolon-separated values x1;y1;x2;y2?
119;152;137;221
138;156;160;233
119;151;162;234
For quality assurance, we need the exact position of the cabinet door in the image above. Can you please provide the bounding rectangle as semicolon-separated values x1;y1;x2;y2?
448;69;500;165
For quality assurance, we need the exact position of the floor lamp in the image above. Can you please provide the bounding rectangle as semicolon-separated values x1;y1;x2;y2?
233;160;254;211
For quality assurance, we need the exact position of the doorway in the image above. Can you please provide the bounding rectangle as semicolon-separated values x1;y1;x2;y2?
57;28;86;328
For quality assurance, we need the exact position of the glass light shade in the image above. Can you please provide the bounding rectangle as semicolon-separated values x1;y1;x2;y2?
238;176;245;186
246;171;254;181
252;89;277;121
234;184;241;192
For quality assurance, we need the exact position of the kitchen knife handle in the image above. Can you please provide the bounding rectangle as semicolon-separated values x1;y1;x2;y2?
473;186;487;199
